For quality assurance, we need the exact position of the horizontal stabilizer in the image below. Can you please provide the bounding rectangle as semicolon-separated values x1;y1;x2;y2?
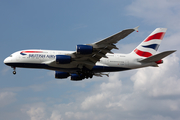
139;50;176;62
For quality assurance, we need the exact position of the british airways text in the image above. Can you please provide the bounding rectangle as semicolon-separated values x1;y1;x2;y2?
29;54;55;59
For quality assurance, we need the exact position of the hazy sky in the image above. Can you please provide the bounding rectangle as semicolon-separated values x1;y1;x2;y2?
1;0;180;120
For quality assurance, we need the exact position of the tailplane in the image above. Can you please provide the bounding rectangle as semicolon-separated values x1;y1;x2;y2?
139;50;176;63
131;28;167;57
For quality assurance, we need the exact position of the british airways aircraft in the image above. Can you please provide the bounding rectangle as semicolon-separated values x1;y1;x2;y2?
4;27;176;81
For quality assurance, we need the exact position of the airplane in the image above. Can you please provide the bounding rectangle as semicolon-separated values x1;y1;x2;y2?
4;27;176;81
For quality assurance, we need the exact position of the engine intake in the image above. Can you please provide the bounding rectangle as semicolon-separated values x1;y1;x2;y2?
55;71;69;79
56;55;71;64
76;45;93;54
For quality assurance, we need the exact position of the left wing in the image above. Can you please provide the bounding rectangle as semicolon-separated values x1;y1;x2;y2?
70;26;139;70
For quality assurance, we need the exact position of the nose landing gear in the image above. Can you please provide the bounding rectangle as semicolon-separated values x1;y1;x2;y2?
12;67;16;75
13;71;16;75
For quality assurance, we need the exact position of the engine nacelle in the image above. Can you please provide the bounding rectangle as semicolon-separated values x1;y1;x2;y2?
56;55;71;64
55;71;69;79
76;45;93;54
70;73;85;81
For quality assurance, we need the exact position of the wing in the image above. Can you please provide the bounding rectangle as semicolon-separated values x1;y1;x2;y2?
70;26;139;70
92;26;139;46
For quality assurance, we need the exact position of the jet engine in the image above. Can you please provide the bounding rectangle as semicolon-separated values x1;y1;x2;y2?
56;55;71;64
70;73;85;81
55;71;70;79
76;45;93;54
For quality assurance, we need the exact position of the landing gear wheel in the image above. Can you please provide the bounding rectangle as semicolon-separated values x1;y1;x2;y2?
13;71;16;75
12;67;16;75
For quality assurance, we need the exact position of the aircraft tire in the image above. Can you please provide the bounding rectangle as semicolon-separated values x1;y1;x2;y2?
13;71;16;75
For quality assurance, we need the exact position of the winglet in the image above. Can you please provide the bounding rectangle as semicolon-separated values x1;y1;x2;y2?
134;26;139;32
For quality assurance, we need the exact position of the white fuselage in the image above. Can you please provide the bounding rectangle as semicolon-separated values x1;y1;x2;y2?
3;28;173;80
4;49;157;73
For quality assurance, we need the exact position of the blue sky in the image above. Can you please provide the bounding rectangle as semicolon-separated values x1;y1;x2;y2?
1;0;180;120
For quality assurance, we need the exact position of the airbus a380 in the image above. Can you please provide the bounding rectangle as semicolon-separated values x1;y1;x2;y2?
4;27;176;81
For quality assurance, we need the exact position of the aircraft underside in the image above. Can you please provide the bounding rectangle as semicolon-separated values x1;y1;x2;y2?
6;62;130;72
5;62;131;80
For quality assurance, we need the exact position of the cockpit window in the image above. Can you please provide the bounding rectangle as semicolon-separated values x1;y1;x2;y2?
9;55;12;57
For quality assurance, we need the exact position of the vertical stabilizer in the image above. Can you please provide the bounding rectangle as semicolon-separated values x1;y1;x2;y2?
131;28;167;57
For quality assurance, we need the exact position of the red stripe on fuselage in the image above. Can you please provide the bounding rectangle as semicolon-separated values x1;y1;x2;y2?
21;51;43;53
134;48;152;57
144;32;165;42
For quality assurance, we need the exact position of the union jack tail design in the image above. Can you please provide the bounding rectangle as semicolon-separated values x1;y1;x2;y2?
131;28;167;57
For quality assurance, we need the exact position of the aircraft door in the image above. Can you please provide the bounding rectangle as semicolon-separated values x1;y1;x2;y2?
16;54;21;62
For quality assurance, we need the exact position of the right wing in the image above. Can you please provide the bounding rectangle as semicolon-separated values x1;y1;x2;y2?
70;26;139;69
92;26;139;46
47;26;139;70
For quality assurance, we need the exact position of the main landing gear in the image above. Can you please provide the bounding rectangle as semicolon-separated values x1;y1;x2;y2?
78;70;93;79
12;67;16;75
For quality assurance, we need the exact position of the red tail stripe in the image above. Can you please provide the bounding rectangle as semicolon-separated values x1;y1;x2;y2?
21;51;43;53
144;32;165;42
134;48;152;57
155;60;163;64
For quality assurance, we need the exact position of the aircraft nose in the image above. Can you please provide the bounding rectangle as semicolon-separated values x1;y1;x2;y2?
4;57;11;65
4;58;8;64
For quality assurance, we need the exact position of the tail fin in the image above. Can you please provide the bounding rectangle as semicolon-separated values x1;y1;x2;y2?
131;28;167;57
